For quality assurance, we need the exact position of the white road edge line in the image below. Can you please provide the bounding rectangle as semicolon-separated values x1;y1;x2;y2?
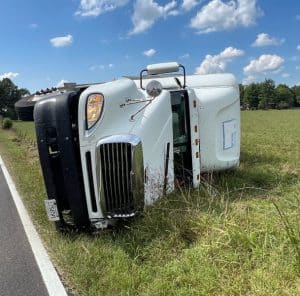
0;155;68;296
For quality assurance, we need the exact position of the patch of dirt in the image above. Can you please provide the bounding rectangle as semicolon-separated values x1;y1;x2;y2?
26;145;39;164
1;128;39;164
281;163;300;175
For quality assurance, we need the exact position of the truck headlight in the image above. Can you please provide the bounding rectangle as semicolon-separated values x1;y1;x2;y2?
86;93;104;129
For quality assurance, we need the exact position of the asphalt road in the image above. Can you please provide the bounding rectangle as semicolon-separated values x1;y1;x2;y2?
0;166;48;296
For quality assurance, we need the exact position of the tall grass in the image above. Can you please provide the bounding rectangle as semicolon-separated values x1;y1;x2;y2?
272;196;300;274
13;121;37;146
0;110;299;295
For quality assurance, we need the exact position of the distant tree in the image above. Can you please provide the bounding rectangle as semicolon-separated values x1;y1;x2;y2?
241;80;297;110
0;78;29;119
291;85;300;107
244;83;260;109
259;79;276;109
239;84;245;108
258;97;269;110
19;88;30;97
275;84;295;109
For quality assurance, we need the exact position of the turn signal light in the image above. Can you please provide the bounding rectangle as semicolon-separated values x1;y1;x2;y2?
86;94;104;129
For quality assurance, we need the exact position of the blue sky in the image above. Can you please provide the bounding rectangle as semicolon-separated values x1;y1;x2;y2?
0;0;299;92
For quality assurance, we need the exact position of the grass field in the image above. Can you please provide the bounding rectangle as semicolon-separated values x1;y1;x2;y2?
0;110;299;295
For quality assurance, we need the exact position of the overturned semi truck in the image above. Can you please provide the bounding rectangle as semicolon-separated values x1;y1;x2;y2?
34;62;240;230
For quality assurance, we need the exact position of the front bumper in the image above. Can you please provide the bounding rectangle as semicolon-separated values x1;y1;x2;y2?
34;91;90;229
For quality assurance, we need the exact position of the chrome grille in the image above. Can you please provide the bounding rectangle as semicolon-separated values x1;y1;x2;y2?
97;135;144;218
99;142;135;217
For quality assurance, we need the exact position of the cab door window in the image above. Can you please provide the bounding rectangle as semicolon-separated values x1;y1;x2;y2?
171;91;192;185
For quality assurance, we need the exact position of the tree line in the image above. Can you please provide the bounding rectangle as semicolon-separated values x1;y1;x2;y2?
240;79;300;110
0;78;29;119
0;77;299;120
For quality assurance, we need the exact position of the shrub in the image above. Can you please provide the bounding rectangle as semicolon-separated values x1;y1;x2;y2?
277;101;290;109
2;118;13;129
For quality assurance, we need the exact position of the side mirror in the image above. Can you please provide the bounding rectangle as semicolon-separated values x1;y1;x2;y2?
145;80;163;98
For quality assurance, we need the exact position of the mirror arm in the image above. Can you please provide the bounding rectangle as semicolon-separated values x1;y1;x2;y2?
120;98;154;108
178;64;186;88
130;100;153;121
140;64;186;89
140;69;147;90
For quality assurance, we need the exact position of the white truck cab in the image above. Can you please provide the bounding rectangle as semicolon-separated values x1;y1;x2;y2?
34;62;240;230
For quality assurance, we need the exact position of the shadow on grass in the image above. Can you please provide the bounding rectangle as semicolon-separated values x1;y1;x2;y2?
240;151;282;166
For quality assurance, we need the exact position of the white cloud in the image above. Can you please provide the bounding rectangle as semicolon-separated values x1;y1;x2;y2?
195;46;244;74
243;54;284;75
29;23;38;29
89;64;105;71
76;0;128;17
89;64;113;70
296;65;300;70
243;75;256;85
290;55;300;62
56;79;69;87
0;72;19;81
130;0;177;35
182;0;199;11
143;48;156;57
252;33;284;47
50;34;73;47
168;10;180;16
190;0;262;34
180;53;190;59
169;0;200;16
297;45;300;50
281;73;290;78
100;39;110;44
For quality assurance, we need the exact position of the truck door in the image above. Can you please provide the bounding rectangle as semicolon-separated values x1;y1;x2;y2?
171;90;193;186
